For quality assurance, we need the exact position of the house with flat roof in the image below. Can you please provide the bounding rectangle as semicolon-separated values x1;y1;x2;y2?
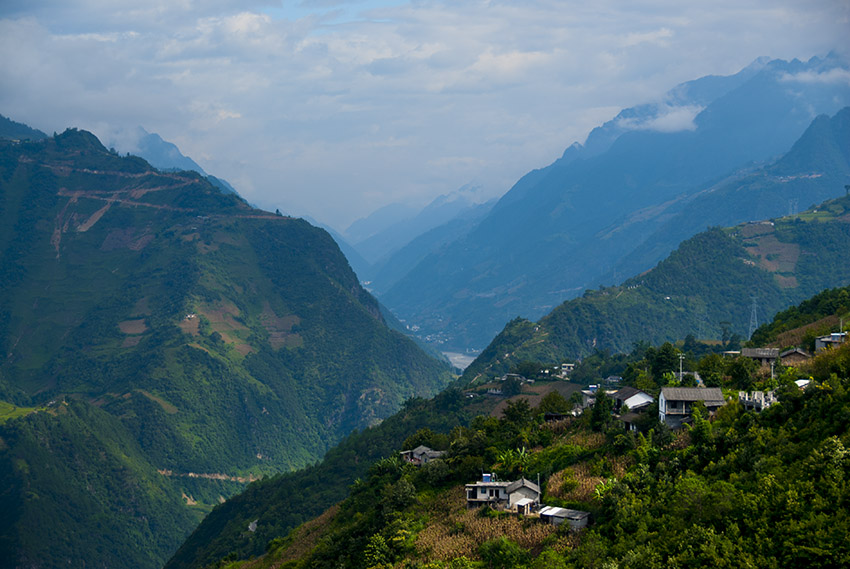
659;387;725;428
465;474;511;507
815;332;847;352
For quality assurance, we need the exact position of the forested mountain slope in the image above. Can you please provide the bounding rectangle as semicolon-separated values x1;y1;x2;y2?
462;193;850;383
168;321;850;569
380;55;850;351
0;129;452;568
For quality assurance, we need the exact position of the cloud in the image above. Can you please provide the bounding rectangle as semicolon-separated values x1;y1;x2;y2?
616;104;704;133
781;67;850;85
1;0;848;228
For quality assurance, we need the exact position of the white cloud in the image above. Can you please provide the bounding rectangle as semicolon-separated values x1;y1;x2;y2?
781;67;850;85
616;104;704;133
0;0;848;228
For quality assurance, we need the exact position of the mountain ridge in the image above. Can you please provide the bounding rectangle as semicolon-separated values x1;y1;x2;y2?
0;127;453;567
378;54;850;351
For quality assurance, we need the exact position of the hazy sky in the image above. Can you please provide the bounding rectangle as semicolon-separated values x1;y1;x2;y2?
1;1;848;229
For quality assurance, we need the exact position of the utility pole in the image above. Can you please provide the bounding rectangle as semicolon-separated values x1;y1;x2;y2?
678;353;685;383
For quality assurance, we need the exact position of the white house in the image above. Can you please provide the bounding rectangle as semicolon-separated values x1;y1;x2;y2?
738;390;777;412
465;474;511;507
612;387;653;413
506;478;541;514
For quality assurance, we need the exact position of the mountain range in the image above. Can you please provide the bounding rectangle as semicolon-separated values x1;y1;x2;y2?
374;54;850;351
462;191;850;383
0;128;452;567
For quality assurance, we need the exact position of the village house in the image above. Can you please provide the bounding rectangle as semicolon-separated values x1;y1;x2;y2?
506;478;541;514
539;506;591;530
815;332;847;352
465;474;511;507
658;387;725;428
612;386;653;413
741;348;780;367
780;347;811;367
399;445;445;466
465;475;541;512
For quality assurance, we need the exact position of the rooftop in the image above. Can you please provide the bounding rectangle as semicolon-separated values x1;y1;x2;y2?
661;387;724;404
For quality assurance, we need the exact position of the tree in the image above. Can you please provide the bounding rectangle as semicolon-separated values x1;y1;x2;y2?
590;390;614;432
502;376;522;397
697;353;726;387
726;356;758;390
503;398;533;426
648;342;680;378
512;360;542;379
537;391;571;415
479;537;530;569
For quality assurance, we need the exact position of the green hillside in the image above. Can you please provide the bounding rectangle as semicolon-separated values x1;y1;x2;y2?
172;339;850;569
462;194;850;383
0;130;452;567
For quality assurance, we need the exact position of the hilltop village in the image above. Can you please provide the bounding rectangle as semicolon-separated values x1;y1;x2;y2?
396;331;846;529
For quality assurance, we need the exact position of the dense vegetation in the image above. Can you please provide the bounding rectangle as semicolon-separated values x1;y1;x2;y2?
461;194;850;383
0;129;452;568
182;338;850;569
165;389;475;569
749;284;850;349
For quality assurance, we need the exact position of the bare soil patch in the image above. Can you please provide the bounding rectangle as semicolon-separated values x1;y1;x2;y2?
118;319;148;334
746;233;799;273
260;302;302;349
122;336;142;348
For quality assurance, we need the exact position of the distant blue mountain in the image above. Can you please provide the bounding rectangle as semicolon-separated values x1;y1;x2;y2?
346;184;489;265
108;127;241;196
379;54;850;351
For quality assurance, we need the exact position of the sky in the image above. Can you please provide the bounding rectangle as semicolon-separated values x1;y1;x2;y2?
1;1;848;231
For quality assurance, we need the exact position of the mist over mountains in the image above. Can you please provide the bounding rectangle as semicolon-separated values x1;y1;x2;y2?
2;48;850;569
367;54;850;351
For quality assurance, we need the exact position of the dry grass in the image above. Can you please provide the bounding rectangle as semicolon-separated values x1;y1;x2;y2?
415;487;557;562
136;389;178;414
547;454;631;503
768;314;838;349
562;431;605;450
265;505;341;568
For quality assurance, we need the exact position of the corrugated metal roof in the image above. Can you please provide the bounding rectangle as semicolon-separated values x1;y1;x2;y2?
741;348;779;358
661;387;724;403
